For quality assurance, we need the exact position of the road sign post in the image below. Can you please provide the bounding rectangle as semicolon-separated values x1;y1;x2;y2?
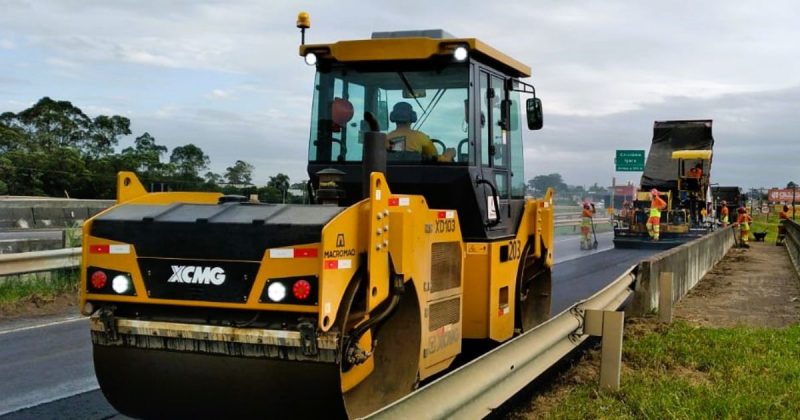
615;150;645;172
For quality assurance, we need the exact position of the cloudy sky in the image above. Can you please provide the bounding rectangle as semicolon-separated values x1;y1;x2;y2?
1;1;799;190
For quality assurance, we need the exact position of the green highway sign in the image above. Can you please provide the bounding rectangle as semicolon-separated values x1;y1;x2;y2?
615;149;645;171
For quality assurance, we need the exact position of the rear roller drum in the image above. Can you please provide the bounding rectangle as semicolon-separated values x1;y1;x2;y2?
340;281;421;418
515;241;552;333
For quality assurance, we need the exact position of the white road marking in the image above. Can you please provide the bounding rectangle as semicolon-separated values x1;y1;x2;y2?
0;377;99;416
0;315;85;336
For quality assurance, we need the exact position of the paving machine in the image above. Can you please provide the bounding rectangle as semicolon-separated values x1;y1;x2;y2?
614;120;714;249
80;15;553;419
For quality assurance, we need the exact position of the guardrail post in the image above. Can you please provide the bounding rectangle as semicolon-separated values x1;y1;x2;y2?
658;272;673;323
584;309;625;391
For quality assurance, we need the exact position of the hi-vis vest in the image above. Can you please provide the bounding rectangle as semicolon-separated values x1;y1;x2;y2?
649;207;661;219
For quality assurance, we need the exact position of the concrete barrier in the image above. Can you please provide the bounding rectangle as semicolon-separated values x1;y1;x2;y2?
0;199;113;228
784;220;800;278
629;226;736;315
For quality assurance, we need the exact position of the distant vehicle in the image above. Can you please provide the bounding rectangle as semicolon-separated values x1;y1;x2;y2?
614;120;715;249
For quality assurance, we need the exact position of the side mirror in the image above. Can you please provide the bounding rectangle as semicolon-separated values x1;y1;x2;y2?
526;97;543;130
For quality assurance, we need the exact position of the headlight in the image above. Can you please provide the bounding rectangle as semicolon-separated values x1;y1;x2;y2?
304;52;317;66
111;274;131;294
267;282;287;302
453;46;468;61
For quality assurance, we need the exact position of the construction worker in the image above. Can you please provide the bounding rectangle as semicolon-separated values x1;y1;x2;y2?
719;200;729;227
580;202;595;250
386;102;454;162
646;189;667;241
736;206;752;248
687;163;703;179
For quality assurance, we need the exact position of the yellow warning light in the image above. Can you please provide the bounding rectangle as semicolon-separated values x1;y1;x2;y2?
297;12;311;29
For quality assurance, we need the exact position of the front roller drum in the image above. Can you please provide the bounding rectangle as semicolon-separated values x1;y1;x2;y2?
94;345;349;419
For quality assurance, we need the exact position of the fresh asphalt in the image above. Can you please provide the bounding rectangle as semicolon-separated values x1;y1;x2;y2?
0;232;659;418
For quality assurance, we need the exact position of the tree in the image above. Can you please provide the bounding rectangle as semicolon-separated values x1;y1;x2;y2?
169;144;210;182
266;173;291;203
588;182;606;194
267;173;290;193
88;114;131;157
121;132;168;178
527;173;567;196
224;160;254;185
788;181;797;189
14;97;92;151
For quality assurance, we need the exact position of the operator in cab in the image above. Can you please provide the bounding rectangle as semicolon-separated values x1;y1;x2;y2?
386;102;454;162
688;163;703;179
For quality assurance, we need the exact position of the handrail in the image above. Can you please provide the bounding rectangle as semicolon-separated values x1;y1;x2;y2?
0;247;80;276
784;219;800;277
367;265;637;419
554;212;611;227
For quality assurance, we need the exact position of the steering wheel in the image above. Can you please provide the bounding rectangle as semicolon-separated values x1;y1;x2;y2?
457;138;469;162
431;139;446;156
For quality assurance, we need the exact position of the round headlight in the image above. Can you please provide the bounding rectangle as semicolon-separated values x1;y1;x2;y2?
111;274;131;294
453;46;468;61
304;52;317;66
267;282;287;302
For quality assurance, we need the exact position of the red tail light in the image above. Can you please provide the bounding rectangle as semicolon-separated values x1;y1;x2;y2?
91;270;108;289
292;279;311;300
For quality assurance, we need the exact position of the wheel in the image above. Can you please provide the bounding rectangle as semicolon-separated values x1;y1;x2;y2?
341;278;421;418
515;240;552;333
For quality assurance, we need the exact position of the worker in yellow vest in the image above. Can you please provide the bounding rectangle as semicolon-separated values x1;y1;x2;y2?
647;189;667;241
580;202;595;250
719;200;729;227
736;206;752;248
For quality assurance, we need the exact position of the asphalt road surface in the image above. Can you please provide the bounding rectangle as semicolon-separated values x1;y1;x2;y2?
0;232;659;419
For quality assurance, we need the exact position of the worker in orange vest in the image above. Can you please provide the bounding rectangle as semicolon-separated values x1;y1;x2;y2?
687;163;703;179
647;189;667;241
736;206;752;248
580;202;595;250
780;205;790;221
719;200;730;227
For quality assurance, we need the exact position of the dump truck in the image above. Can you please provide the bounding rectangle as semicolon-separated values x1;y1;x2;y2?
80;14;553;419
613;120;715;249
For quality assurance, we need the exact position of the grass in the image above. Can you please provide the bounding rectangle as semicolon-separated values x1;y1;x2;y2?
0;269;79;305
528;321;800;419
750;210;793;244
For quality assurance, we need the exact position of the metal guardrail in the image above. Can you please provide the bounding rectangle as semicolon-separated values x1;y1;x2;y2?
0;247;80;276
554;212;611;227
784;219;800;277
369;265;637;419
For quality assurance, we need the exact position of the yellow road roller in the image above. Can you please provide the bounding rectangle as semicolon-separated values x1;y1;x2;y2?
81;14;553;418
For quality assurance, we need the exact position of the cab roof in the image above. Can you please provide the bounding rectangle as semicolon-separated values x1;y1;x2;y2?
300;31;531;78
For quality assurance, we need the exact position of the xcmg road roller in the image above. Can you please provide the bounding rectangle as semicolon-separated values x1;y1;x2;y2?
81;14;553;418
